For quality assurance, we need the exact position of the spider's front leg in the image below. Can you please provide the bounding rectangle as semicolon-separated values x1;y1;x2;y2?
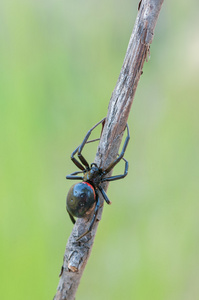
66;171;84;180
102;124;130;180
77;118;106;169
70;146;85;171
68;118;105;171
101;157;128;182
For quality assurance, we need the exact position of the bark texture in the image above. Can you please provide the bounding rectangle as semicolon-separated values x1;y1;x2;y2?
54;0;164;299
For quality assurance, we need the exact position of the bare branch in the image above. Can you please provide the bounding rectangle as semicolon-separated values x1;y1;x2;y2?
54;0;164;299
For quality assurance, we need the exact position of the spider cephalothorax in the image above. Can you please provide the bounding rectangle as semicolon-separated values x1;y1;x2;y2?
66;118;130;241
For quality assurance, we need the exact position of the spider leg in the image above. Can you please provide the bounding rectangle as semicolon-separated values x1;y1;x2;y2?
66;171;84;180
101;157;128;182
76;193;100;241
86;138;100;144
69;118;105;171
98;185;112;204
71;146;85;171
70;139;101;171
103;123;130;176
67;209;76;224
77;118;106;169
67;138;101;178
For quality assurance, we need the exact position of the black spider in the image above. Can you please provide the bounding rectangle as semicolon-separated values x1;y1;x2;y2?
66;118;130;241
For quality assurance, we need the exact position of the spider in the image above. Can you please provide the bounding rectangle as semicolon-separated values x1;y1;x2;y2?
66;118;130;241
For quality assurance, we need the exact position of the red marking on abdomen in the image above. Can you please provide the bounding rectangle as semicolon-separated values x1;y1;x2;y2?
82;182;96;199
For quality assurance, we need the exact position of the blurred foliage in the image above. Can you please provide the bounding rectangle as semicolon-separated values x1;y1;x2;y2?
0;0;199;299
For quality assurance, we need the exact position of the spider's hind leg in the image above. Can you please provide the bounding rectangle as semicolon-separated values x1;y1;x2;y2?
98;185;112;204
67;209;76;224
76;193;100;241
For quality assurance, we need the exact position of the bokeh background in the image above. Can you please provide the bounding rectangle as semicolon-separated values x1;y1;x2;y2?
1;0;199;299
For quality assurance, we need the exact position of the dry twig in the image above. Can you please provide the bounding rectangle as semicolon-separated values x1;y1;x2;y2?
54;0;164;299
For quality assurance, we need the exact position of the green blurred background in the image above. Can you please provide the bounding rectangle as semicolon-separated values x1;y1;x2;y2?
1;0;199;299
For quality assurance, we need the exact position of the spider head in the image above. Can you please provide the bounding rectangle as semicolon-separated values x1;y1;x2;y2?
90;163;99;176
66;182;96;218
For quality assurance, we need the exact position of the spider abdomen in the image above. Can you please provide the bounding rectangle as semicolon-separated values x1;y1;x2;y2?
66;182;96;218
